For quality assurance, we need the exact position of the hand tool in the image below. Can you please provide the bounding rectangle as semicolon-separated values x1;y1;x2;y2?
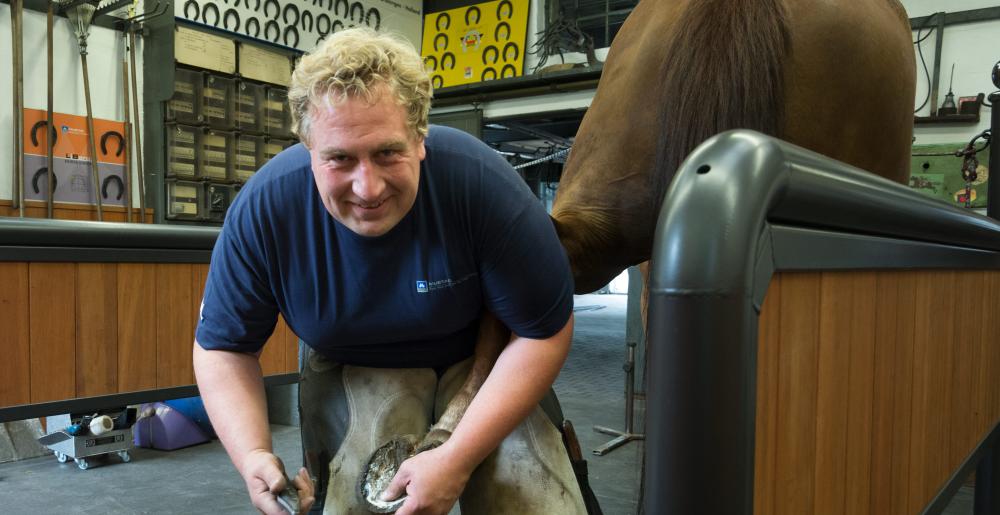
47;0;55;217
66;0;105;220
11;0;25;216
128;29;146;222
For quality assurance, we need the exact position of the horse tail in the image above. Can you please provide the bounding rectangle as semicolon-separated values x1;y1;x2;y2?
653;0;791;197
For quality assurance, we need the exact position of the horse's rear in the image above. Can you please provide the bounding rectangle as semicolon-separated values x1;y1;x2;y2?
552;0;915;292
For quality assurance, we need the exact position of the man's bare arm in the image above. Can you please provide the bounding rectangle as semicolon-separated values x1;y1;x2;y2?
193;342;314;513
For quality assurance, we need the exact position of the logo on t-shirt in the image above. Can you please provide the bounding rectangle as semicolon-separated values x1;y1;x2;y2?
415;273;476;294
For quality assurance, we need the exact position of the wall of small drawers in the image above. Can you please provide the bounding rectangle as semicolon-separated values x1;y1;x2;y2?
164;65;297;223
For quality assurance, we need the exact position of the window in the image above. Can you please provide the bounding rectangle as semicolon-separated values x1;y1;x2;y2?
551;0;638;49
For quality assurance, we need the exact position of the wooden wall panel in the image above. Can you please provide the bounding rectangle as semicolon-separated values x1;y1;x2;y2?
753;276;781;515
970;271;991;444
191;264;209;325
260;317;288;376
76;263;118;397
0;202;154;222
117;264;157;392
844;273;877;513
284;323;301;374
983;272;1000;447
190;263;209;370
951;272;983;470
773;272;821;514
907;271;955;514
813;274;854;514
28;263;77;403
156;264;195;388
0;263;30;406
870;272;917;515
756;269;1000;515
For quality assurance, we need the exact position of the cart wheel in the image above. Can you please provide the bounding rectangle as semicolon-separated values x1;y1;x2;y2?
55;451;68;463
75;458;89;470
118;450;131;463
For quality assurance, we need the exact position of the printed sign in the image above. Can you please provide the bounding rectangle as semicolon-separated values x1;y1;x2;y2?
421;0;528;88
240;44;293;86
21;108;129;206
175;25;237;74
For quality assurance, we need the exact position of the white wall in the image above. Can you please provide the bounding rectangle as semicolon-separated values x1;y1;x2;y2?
0;3;145;205
2;1;996;204
903;0;998;145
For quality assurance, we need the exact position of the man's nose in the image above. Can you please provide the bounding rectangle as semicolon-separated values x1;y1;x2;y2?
353;161;386;201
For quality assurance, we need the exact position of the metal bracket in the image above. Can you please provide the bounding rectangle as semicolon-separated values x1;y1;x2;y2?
592;341;645;456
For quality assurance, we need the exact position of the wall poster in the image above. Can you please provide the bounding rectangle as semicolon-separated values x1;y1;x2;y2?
421;0;529;88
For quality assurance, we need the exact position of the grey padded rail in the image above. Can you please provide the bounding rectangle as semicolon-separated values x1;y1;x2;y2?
644;130;1000;515
0;218;220;262
0;218;219;249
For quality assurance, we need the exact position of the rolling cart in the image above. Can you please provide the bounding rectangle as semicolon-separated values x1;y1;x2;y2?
38;410;136;470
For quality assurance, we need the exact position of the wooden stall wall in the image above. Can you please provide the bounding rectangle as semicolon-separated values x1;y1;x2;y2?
0;261;298;411
754;270;1000;515
0;201;153;222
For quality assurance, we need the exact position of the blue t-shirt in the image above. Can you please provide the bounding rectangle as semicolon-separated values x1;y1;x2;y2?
196;125;573;368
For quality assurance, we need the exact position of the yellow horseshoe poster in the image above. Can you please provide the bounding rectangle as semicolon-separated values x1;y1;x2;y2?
421;0;528;88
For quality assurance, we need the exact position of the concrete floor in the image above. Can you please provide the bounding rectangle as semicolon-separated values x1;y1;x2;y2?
0;294;976;514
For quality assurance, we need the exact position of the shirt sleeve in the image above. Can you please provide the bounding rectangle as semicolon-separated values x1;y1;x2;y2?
195;197;279;352
474;154;574;339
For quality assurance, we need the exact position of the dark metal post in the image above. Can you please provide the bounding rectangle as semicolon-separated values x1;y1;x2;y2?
46;0;54;218
930;12;946;116
987;92;999;221
129;30;147;222
645;294;758;515
592;341;645;456
11;0;24;216
975;443;1000;515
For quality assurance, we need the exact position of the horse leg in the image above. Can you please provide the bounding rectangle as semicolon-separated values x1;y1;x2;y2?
418;312;509;451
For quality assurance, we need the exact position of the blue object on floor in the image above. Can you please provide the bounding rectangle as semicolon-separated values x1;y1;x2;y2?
164;397;216;438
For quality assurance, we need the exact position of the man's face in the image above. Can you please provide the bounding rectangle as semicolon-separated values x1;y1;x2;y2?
307;86;425;237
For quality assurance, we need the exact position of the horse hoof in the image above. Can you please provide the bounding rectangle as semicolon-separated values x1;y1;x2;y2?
358;435;418;513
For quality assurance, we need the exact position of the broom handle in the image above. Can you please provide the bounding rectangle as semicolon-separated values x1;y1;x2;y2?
129;30;146;222
11;0;24;216
47;0;54;218
123;56;133;223
81;52;104;221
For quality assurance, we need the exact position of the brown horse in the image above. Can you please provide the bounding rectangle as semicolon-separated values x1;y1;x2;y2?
553;0;915;293
371;0;916;508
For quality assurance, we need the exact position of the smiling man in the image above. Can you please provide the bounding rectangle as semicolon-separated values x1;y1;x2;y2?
193;29;586;514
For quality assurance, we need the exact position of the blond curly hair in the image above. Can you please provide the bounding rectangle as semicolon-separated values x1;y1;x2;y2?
289;28;433;145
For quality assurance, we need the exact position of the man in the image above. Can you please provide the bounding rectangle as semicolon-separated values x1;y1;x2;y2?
193;28;586;514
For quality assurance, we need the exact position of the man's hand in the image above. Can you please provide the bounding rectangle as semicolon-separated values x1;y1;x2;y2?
241;449;315;514
380;444;473;515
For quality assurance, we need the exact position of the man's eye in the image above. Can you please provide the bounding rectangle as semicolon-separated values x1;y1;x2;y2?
378;149;398;158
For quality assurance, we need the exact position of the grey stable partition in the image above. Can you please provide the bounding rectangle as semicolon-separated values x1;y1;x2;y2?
645;130;1000;515
0;219;298;422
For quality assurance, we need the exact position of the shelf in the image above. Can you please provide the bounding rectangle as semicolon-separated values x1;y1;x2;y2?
914;114;981;124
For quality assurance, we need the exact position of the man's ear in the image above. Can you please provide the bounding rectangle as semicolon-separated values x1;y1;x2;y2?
416;137;427;161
